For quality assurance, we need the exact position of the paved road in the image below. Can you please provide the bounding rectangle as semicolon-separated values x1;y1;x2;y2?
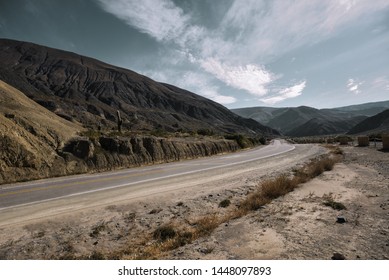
0;140;294;211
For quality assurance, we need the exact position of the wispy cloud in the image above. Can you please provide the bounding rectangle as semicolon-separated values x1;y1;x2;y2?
97;0;189;42
176;71;237;105
347;78;364;94
143;70;237;105
200;58;275;97
222;0;389;60
260;81;307;105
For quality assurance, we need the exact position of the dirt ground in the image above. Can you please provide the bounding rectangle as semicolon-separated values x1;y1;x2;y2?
0;144;388;260
167;145;389;260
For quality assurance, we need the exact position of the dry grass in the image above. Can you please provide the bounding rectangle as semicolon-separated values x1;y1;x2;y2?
239;155;338;214
323;144;344;155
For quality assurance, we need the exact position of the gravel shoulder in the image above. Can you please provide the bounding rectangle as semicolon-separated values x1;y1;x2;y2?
1;144;387;260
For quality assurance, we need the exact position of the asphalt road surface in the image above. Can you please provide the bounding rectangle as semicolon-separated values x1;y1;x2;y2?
0;140;295;225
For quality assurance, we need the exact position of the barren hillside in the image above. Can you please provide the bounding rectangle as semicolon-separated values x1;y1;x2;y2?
0;39;277;136
0;80;82;183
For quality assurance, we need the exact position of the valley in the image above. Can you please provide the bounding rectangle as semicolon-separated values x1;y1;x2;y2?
0;38;388;261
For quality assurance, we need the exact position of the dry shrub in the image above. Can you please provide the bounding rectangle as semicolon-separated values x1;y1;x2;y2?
240;191;269;212
193;214;221;237
153;224;177;241
304;156;337;179
261;174;297;199
323;144;343;155
219;199;231;208
240;174;297;212
321;157;336;171
306;161;324;178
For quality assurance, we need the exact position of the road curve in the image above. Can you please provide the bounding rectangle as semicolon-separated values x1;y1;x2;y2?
0;140;293;209
0;140;296;226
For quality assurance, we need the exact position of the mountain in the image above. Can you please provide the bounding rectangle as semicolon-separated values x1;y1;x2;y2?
266;106;329;134
288;116;366;137
347;109;389;135
0;38;277;136
232;101;389;136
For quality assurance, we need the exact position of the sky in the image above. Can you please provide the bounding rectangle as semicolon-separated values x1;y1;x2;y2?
0;0;389;109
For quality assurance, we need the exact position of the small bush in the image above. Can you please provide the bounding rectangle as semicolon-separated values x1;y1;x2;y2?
197;129;214;136
88;251;106;260
224;134;251;148
150;128;170;138
153;225;176;241
219;199;231;208
321;158;336;171
304;156;336;179
323;198;347;211
240;192;269;212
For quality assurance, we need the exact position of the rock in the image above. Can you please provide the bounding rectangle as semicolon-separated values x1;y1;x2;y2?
336;216;347;224
63;138;94;159
331;253;346;260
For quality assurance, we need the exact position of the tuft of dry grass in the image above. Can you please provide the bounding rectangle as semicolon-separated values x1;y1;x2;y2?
192;214;222;237
261;174;297;199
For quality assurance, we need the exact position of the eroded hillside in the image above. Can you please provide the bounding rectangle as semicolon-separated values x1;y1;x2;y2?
0;81;260;184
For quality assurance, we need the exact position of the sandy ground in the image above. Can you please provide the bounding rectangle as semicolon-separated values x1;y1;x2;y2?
0;144;388;260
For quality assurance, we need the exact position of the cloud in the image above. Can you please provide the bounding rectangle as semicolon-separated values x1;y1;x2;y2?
97;0;388;105
260;81;307;105
176;71;237;105
372;76;389;91
144;70;237;105
222;0;389;60
97;0;189;42
347;78;363;94
200;58;275;97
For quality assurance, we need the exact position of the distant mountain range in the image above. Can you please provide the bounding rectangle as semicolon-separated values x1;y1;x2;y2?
232;101;389;136
0;39;277;136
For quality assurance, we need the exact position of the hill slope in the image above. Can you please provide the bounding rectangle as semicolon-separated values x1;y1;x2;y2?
347;109;389;135
287;116;366;137
0;79;257;184
0;80;82;183
0;39;277;136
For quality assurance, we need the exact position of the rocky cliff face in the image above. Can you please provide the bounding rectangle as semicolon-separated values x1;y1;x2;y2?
1;134;245;184
61;135;243;174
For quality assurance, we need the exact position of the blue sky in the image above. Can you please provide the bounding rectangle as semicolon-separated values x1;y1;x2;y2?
1;0;389;109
